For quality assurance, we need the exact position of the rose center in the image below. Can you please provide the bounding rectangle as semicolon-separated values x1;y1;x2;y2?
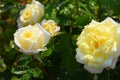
43;23;51;32
24;32;32;38
23;9;32;20
93;41;99;49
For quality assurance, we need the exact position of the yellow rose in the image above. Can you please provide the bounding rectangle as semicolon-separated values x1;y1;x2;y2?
17;0;44;28
14;23;50;55
42;20;60;37
76;17;120;73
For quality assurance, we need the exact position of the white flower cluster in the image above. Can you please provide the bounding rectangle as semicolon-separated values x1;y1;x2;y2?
14;0;60;55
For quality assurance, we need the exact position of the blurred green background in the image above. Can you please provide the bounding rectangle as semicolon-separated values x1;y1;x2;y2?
0;0;120;80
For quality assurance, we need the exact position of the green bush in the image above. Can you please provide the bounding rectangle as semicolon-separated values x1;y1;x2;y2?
0;0;120;80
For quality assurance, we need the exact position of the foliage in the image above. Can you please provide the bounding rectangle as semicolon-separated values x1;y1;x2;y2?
0;0;120;80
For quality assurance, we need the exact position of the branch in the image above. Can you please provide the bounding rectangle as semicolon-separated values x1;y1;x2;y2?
32;55;52;80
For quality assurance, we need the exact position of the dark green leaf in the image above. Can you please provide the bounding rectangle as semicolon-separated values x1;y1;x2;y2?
11;66;30;75
20;73;32;80
31;68;43;78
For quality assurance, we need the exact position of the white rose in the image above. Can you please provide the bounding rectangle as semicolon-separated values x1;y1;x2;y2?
76;17;120;73
14;23;50;55
17;0;44;28
41;20;60;37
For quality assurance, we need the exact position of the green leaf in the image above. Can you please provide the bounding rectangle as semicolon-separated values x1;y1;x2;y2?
20;73;32;80
42;59;53;67
11;66;30;75
17;54;32;65
2;2;14;11
0;58;6;72
74;14;91;27
31;68;43;78
45;2;57;19
11;76;19;80
40;48;52;58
